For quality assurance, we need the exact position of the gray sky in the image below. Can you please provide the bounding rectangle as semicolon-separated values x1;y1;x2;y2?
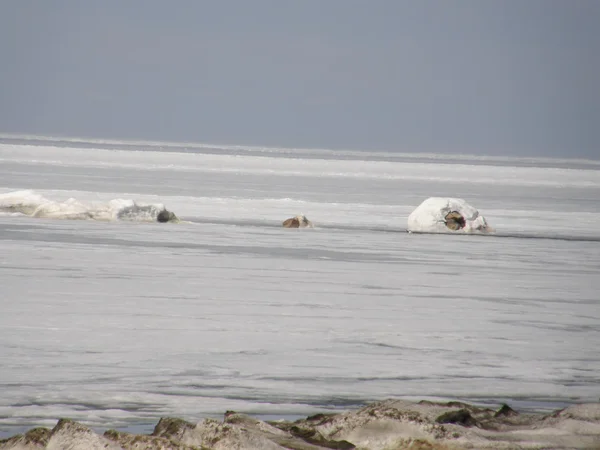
1;1;599;158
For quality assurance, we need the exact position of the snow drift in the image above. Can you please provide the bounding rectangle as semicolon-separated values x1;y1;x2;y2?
407;197;492;234
0;190;178;223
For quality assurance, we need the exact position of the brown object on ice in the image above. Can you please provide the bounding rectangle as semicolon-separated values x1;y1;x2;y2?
282;215;313;228
444;211;466;230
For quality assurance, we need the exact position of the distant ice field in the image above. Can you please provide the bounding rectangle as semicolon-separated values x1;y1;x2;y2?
1;136;599;436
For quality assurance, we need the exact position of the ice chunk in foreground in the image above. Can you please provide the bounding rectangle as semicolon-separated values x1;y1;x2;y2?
407;197;493;234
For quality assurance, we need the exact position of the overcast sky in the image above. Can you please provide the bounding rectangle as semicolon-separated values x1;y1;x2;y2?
1;1;598;158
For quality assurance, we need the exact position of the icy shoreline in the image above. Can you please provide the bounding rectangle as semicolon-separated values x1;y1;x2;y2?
2;399;599;449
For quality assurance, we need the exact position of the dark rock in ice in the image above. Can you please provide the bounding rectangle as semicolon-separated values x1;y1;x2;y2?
435;409;477;427
157;209;178;223
494;403;518;418
289;425;317;439
304;413;337;424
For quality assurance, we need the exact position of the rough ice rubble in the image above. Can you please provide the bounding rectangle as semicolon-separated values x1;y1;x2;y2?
2;400;599;450
0;190;178;223
407;197;493;234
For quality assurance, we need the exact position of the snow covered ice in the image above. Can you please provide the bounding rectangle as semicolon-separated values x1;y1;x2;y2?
0;135;599;442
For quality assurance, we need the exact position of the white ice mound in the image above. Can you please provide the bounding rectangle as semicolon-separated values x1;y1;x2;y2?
0;190;49;216
0;190;178;223
407;197;493;234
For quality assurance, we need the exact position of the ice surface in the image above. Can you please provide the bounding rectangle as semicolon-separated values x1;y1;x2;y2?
0;137;599;437
407;197;492;234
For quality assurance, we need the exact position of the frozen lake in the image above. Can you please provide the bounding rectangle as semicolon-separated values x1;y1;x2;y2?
1;136;599;437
